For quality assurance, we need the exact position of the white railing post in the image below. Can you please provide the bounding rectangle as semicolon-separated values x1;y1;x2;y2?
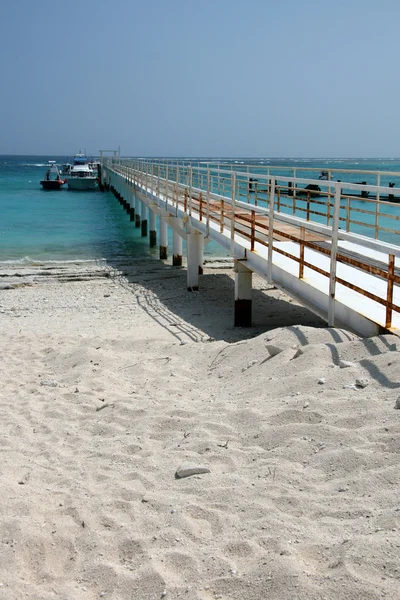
166;163;169;208
176;164;179;209
206;168;211;237
189;166;193;216
328;184;342;327
157;164;160;203
267;177;276;284
230;172;236;253
375;174;380;239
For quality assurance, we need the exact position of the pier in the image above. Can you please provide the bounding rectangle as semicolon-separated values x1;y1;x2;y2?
100;158;400;337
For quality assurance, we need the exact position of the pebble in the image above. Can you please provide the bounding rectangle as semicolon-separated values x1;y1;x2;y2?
292;348;304;359
318;378;326;385
175;463;211;479
355;378;369;389
40;379;58;387
265;344;283;357
394;397;400;409
339;360;356;369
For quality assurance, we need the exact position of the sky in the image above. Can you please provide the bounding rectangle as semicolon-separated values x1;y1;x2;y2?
1;0;399;158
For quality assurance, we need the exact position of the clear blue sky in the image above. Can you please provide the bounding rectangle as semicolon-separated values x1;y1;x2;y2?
1;0;399;157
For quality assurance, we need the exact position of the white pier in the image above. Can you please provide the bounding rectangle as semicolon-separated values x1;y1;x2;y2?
101;159;400;337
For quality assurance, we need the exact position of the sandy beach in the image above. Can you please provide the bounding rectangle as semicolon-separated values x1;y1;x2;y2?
1;259;400;600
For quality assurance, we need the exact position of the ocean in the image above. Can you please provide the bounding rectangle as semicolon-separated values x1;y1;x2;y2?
1;155;400;266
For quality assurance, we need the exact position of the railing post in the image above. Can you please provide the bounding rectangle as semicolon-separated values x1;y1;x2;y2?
175;165;180;208
251;210;255;251
267;177;276;284
166;163;169;208
375;174;381;239
299;226;305;278
385;254;395;329
327;187;331;226
346;196;351;232
188;166;193;216
328;184;342;327
230;172;236;253
206;168;210;237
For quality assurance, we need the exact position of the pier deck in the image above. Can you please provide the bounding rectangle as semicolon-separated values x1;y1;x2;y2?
102;160;400;337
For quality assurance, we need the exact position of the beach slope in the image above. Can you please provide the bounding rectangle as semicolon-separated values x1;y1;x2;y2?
1;262;399;600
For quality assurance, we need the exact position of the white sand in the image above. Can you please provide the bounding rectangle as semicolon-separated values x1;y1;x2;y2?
1;260;400;600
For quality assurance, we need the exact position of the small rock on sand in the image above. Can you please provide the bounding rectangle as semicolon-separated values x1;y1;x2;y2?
175;463;211;479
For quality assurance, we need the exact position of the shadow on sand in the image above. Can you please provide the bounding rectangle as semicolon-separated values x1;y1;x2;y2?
107;257;327;344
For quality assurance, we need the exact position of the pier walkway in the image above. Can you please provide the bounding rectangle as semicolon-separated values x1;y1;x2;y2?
101;159;400;337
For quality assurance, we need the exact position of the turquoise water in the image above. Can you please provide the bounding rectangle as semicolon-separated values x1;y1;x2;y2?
1;155;400;265
0;155;166;265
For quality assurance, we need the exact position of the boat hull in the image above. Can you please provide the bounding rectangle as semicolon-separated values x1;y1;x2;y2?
40;180;65;190
66;177;98;190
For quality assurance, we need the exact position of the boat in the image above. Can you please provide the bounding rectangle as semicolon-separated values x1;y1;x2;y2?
40;161;67;190
64;151;99;190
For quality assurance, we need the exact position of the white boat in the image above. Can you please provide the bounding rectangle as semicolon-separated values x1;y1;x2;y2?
66;164;99;190
64;152;99;190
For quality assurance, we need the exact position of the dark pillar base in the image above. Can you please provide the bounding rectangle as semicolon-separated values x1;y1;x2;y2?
129;208;135;222
135;214;141;228
160;246;168;260
149;230;157;247
173;254;182;266
234;299;252;327
187;286;199;292
141;220;148;237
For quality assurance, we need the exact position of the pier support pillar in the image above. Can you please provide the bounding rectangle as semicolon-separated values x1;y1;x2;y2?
198;234;204;274
149;209;157;247
129;198;135;222
159;217;168;260
234;259;253;327
124;185;130;214
135;197;141;228
122;183;128;211
141;201;148;237
186;231;203;291
173;226;183;266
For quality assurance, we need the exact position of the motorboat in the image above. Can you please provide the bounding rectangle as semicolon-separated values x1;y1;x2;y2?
64;151;99;190
66;164;99;190
40;161;66;190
